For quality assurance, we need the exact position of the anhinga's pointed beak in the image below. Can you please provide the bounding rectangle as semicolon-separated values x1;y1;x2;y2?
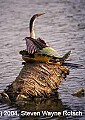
36;13;45;17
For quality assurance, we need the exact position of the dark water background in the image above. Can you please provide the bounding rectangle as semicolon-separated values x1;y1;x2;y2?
0;0;85;119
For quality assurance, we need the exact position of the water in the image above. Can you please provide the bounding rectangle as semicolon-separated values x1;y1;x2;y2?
0;0;85;119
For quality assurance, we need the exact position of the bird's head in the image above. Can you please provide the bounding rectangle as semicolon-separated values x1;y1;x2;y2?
30;13;45;29
32;13;45;20
29;13;45;39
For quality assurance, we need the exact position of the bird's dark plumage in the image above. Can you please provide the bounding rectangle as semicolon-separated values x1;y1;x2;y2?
24;37;48;54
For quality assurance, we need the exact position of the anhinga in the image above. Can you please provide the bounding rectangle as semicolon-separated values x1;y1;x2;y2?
24;13;49;54
20;13;71;63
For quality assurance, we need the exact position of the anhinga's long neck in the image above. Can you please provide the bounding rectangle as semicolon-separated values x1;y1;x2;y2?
29;13;45;39
29;16;36;39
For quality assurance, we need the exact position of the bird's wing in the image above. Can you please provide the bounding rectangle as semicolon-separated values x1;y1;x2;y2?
24;37;48;54
25;37;38;54
32;37;48;50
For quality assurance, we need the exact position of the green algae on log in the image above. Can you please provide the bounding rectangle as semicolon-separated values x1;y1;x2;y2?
0;62;69;102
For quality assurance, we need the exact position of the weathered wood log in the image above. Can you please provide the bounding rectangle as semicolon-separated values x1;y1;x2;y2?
0;62;69;103
16;98;65;112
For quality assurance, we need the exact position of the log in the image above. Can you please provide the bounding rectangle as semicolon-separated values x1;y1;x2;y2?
0;62;69;103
